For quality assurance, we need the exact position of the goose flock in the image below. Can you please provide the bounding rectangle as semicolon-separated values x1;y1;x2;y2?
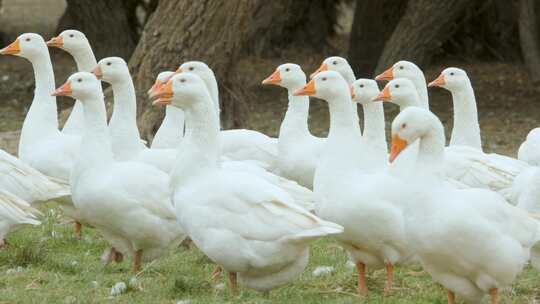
1;30;540;303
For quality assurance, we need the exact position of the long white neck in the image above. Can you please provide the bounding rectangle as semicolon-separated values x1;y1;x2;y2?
62;46;97;135
171;93;220;188
279;84;311;145
19;50;60;155
204;74;220;116
362;101;387;157
412;74;430;110
70;45;97;72
449;82;482;150
341;69;361;126
77;91;114;171
108;76;145;159
151;105;185;149
416;126;445;175
397;92;421;112
327;91;362;144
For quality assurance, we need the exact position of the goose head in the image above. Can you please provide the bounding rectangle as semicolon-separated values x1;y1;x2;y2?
151;73;209;109
294;70;350;102
52;72;102;101
311;56;354;83
373;78;419;108
428;67;469;91
92;57;129;84
390;107;440;162
351;79;380;105
46;30;90;53
375;60;422;82
177;61;216;87
147;71;175;97
261;63;306;90
0;33;47;59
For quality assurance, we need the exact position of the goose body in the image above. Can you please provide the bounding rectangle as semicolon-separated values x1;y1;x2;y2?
157;72;342;292
261;63;325;188
518;128;540;166
391;107;539;304
0;190;41;246
54;72;185;271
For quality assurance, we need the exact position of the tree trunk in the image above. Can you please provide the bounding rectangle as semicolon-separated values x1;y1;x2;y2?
375;0;478;74
348;0;408;77
56;0;137;60
519;0;540;84
129;0;337;140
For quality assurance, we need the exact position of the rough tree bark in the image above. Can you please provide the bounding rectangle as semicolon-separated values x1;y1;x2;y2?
348;0;408;77
375;0;479;74
56;0;137;60
519;0;540;84
129;0;337;140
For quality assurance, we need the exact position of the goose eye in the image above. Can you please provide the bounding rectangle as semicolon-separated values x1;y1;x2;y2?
69;34;74;38
450;72;454;76
399;66;404;70
359;84;364;88
77;78;82;83
401;123;407;129
106;62;111;66
322;77;327;81
25;38;31;42
180;78;186;83
285;68;290;72
395;84;400;88
332;61;337;65
188;67;194;71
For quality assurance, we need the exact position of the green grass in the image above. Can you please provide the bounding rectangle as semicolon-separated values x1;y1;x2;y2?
1;207;540;303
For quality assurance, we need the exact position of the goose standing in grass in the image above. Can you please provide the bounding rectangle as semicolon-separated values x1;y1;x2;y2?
47;29;97;136
295;71;414;296
174;61;279;170
149;71;185;149
152;72;342;294
375;78;527;198
261;63;325;188
53;72;185;272
0;33;84;237
0;190;41;248
390;107;540;304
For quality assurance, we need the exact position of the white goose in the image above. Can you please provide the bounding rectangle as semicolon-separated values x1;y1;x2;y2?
47;29;97;136
295;71;414;296
390;107;540;304
0;33;83;236
350;78;387;167
375;77;526;197
175;61;279;169
0;190;41;248
518;128;540;166
149;71;185;149
53;71;185;272
152;72;342;293
261;63;325;188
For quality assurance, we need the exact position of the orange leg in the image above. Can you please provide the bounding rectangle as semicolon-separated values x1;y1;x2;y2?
356;262;368;296
489;288;498;304
384;262;394;295
211;265;222;281
447;290;455;304
228;272;238;296
74;222;82;240
132;249;143;273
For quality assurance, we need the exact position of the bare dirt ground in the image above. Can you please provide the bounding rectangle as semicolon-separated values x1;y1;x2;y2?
0;34;538;158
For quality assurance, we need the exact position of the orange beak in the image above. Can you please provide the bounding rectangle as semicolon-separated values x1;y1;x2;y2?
428;74;446;87
293;79;316;96
152;80;173;106
261;69;281;85
310;63;328;79
350;86;356;99
0;38;21;55
52;81;73;97
46;36;64;48
175;67;182;73
91;65;103;79
147;79;163;96
389;134;408;163
375;67;394;81
372;85;391;102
